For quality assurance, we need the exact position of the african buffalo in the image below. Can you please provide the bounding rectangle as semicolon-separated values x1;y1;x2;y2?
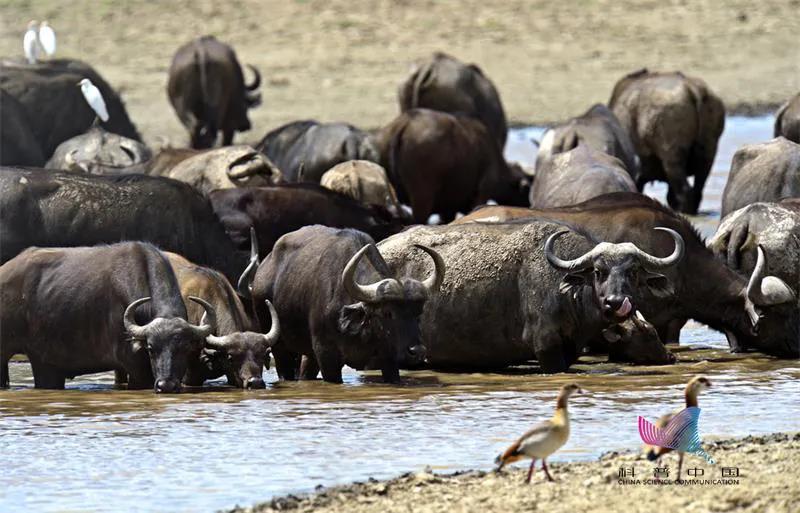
158;145;282;195
609;69;725;214
255;120;379;183
0;242;216;392
166;251;279;389
399;52;508;149
529;144;637;208
167;36;261;148
45;126;152;174
536;104;640;179
454;193;798;358
209;183;405;259
0;89;45;166
599;313;675;365
721;137;800;218
710;199;800;291
0;168;247;285
775;93;800;143
249;226;445;383
0;58;141;161
378;220;683;371
376;109;530;223
320;160;404;218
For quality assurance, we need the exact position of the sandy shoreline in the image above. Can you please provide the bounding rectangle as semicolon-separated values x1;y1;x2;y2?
230;433;800;513
2;1;797;146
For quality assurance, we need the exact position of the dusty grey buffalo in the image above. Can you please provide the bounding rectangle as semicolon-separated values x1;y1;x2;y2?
158;145;283;195
45;126;152;174
529;144;638;208
775;93;800;143
166;251;279;389
609;69;725;214
399;52;507;149
721;137;800;218
167;36;261;148
320;160;404;218
0;58;141;161
255;120;379;183
248;226;444;383
0;242;216;392
710;199;800;292
377;220;684;371
536;104;640;179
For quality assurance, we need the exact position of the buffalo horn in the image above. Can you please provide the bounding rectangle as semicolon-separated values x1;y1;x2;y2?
189;296;218;338
123;297;152;339
413;244;445;294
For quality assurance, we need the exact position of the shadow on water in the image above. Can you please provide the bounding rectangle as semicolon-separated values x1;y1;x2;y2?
3;115;798;513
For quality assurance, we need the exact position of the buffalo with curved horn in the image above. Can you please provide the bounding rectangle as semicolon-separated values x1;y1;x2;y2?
250;226;445;383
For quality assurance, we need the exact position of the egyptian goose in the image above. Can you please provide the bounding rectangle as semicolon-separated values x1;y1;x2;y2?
644;376;711;477
495;383;583;483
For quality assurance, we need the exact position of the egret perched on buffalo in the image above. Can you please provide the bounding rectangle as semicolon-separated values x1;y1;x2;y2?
78;78;110;123
23;20;39;64
38;21;56;57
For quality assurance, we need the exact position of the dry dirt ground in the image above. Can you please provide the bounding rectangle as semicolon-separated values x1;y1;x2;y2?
232;433;800;513
1;0;799;148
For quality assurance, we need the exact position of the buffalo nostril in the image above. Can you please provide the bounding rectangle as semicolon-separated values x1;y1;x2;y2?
407;345;426;359
246;377;265;389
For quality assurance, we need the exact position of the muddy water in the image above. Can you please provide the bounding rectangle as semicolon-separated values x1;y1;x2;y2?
3;116;798;513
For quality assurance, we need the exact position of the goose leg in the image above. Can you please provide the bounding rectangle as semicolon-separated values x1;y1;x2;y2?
542;459;554;482
525;458;537;484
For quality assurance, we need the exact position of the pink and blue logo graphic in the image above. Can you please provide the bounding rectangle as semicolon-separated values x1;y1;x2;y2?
638;407;715;463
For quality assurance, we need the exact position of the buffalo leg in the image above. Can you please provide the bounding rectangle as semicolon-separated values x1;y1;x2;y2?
222;129;234;146
299;355;320;380
658;318;686;345
688;144;715;214
0;358;9;388
272;345;298;381
313;338;343;384
662;153;694;214
29;357;65;389
114;369;129;385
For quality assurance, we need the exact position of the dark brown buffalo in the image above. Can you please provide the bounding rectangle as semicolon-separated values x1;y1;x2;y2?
529;144;637;207
609;69;725;214
721;137;800;218
0;89;45;166
0;168;248;286
376;109;530;223
167;36;261;148
45;127;152;174
0;242;216;392
166;252;279;389
255;120;379;183
0;58;141;162
453;193;798;358
249;226;444;383
775;93;800;143
398;52;508;149
536;104;640;179
209;183;405;259
599;313;675;365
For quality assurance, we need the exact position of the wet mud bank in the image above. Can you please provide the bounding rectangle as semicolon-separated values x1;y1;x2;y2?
232;433;800;513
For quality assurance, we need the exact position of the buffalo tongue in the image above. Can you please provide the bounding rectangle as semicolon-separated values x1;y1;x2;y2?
616;297;632;317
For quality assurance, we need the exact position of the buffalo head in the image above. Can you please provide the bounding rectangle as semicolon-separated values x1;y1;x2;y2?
545;227;684;322
202;299;280;389
124;296;217;393
601;311;676;365
338;243;445;381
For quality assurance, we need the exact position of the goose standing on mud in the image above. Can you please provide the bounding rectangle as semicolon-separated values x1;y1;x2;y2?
495;383;583;483
644;376;712;477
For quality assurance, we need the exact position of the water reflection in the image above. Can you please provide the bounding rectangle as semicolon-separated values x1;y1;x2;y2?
3;115;797;513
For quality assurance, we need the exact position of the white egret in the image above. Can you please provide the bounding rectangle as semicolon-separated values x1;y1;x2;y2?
78;78;109;122
23;20;39;64
38;21;56;57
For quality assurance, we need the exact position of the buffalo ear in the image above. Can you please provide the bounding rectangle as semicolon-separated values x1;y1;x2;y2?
644;271;675;298
602;326;622;343
559;270;591;293
338;303;368;335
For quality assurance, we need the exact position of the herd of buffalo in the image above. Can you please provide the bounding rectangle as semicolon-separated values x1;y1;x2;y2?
1;36;800;393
